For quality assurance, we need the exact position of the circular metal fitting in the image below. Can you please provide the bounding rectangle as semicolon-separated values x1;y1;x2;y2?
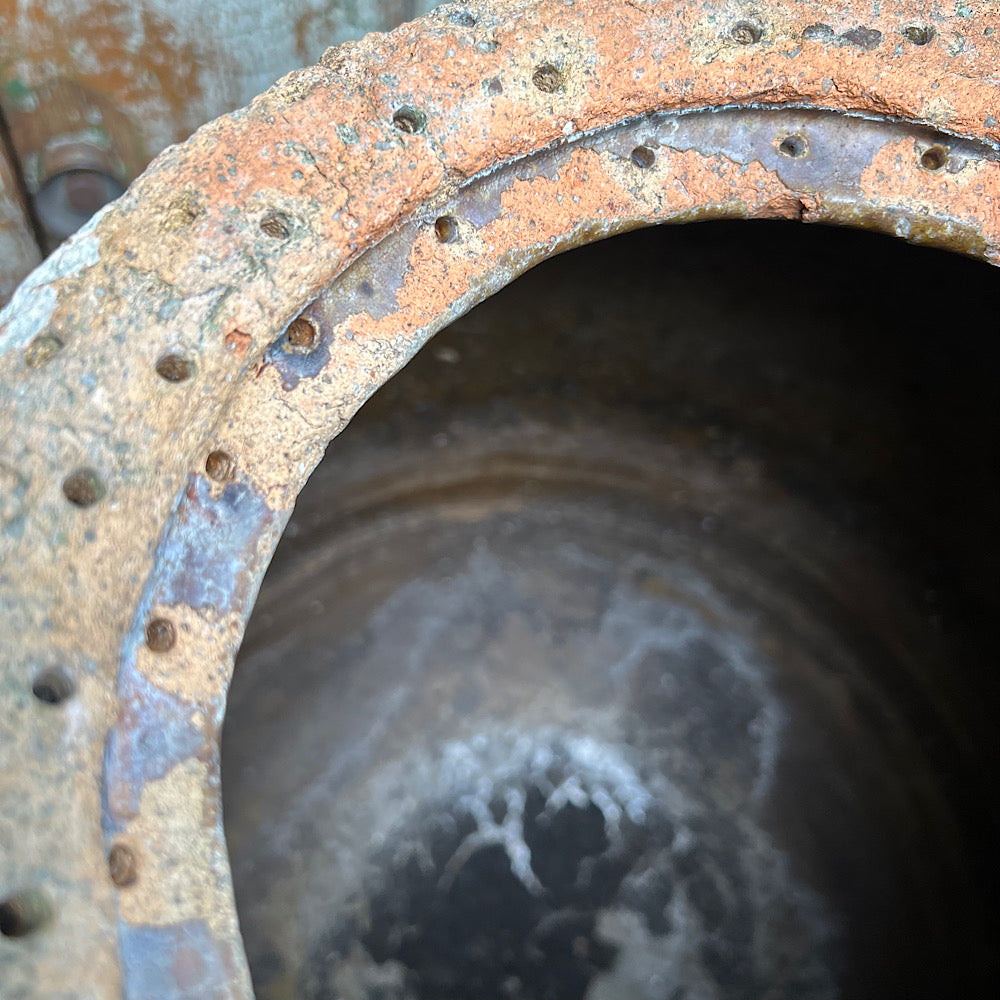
34;141;126;243
0;2;999;998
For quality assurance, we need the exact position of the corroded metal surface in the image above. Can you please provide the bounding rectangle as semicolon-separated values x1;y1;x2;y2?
1;1;999;998
0;1;433;290
0;135;40;300
0;1;430;161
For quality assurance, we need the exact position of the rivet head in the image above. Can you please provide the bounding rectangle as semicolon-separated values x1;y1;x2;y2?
62;468;105;508
778;135;808;158
31;667;75;705
903;25;934;46
731;21;763;45
920;145;948;171
532;63;565;93
0;890;51;937
434;216;460;243
283;317;318;354
260;213;290;239
155;352;195;383
631;145;656;169
392;106;427;134
24;334;63;369
205;450;235;482
145;618;176;653
108;844;139;888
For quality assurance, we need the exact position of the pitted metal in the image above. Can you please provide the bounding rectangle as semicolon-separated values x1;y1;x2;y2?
1;2;999;997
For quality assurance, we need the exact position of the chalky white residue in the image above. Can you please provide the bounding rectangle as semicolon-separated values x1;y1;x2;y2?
429;725;658;897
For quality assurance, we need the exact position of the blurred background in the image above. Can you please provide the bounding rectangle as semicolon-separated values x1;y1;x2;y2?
0;0;436;300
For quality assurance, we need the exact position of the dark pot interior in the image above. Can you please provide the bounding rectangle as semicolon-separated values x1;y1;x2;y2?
222;220;1000;1000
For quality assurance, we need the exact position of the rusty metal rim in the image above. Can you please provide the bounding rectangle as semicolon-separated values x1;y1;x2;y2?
1;3;999;998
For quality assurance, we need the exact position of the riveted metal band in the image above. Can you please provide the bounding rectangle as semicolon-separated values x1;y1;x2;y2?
1;3;998;997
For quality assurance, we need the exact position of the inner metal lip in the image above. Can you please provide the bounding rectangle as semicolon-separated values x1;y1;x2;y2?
481;104;1000;185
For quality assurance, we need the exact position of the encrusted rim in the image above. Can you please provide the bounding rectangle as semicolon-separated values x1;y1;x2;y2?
1;2;999;997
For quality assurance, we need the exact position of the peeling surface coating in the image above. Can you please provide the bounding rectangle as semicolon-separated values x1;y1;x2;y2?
152;477;276;613
105;672;206;824
120;920;234;1000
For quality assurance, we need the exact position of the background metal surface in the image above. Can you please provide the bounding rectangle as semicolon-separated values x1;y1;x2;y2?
0;129;41;300
0;0;436;292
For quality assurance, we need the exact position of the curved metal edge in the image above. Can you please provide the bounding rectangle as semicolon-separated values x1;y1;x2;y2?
1;2;998;998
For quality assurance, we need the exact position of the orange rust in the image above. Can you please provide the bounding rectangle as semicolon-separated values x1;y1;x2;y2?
3;77;144;188
859;137;1000;261
225;328;253;358
3;3;216;146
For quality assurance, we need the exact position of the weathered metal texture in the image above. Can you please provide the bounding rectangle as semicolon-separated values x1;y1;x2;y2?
0;0;431;148
0;1;998;998
0;0;429;171
0;136;40;300
0;1;433;285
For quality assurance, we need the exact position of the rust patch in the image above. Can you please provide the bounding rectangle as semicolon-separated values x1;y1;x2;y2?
751;193;817;220
224;328;252;360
